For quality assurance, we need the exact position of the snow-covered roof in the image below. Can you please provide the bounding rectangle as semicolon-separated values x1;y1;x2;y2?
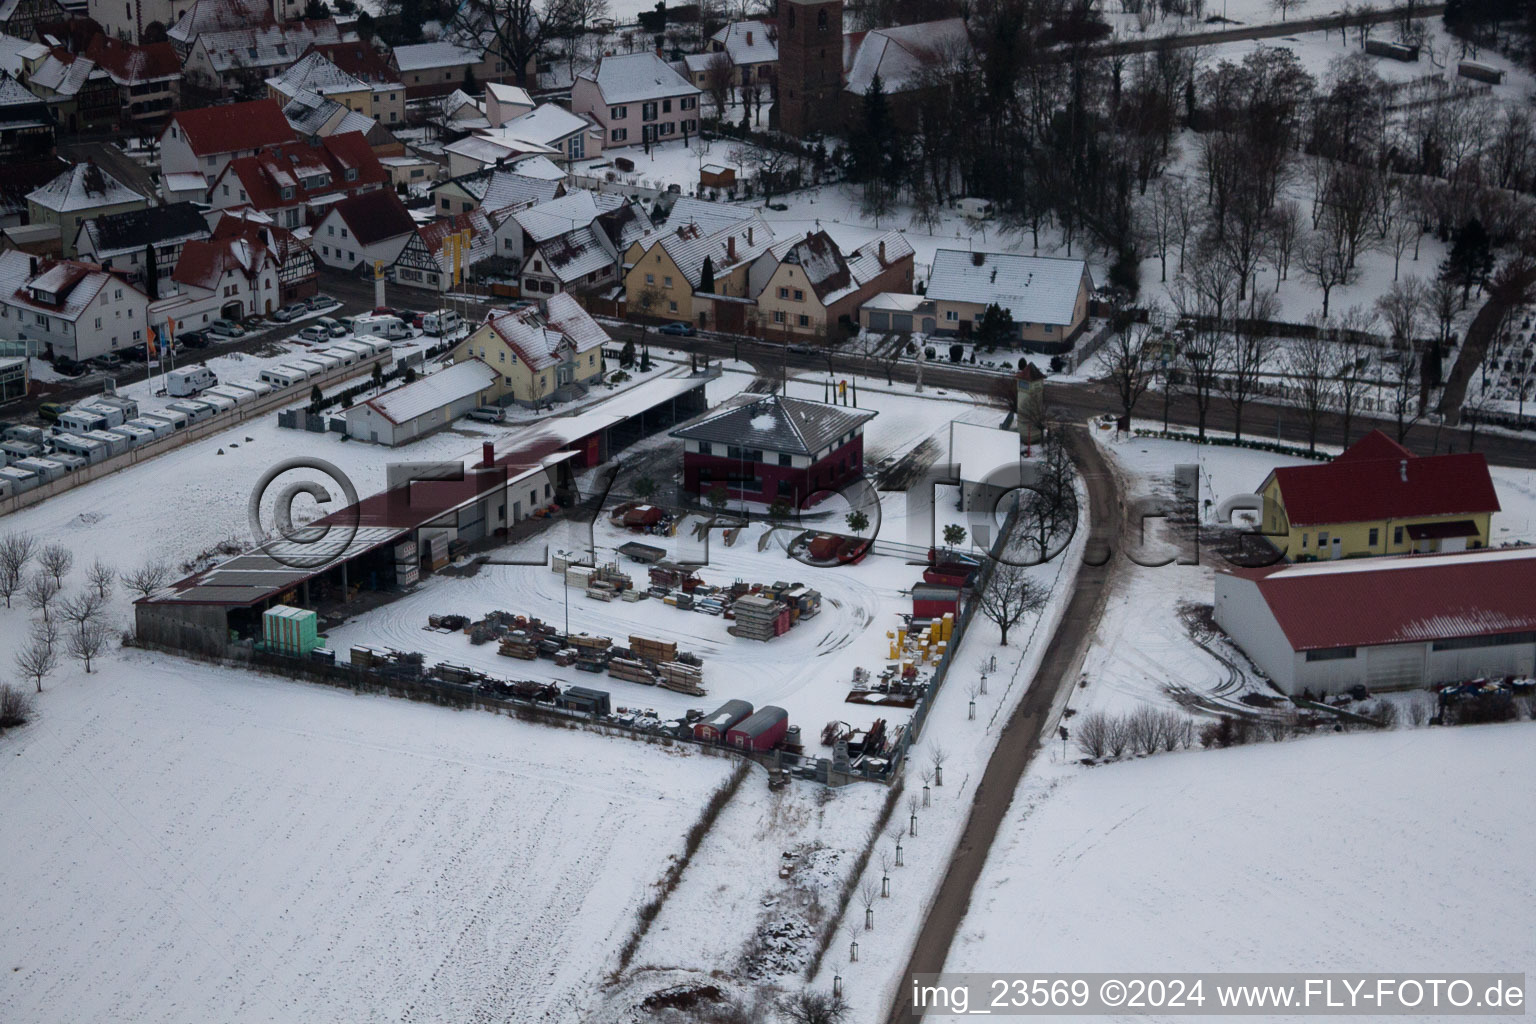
171;235;277;291
364;358;497;424
195;20;347;75
515;189;628;243
0;35;47;76
28;49;104;98
392;41;482;72
862;291;928;313
476;293;606;370
654;211;773;289
532;225;613;283
661;196;757;239
169;0;273;46
84;36;180;86
266;50;370;98
846;17;971;95
0;69;40;108
451;158;566;209
672;394;875;456
709;20;778;66
485;82;533;106
578;51;700;104
491;103;591;148
0;250;140;323
925;249;1089;325
27;162;143;213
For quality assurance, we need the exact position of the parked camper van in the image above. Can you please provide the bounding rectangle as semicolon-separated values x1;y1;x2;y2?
49;432;110;464
0;440;43;464
126;416;174;441
56;407;111;435
260;366;307;389
166;400;215;425
194;391;237;414
110;424;155;448
168;366;217;397
83;429;131;457
957;197;994;220
73;401;127;428
353;315;410;341
0;465;37;496
139;409;188;432
423;310;461;337
14;456;68;483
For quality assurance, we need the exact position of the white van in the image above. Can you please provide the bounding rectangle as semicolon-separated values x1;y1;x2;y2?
423;310;461;337
166;400;215;425
168;366;218;397
956;197;994;220
353;314;409;341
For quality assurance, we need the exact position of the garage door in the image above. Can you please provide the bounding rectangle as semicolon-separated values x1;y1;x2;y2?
892;313;913;331
868;312;889;330
1366;644;1424;688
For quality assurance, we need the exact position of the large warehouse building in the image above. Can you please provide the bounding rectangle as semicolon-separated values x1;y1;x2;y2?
1214;547;1536;695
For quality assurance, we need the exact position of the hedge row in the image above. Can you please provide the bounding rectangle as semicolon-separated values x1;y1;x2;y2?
1130;429;1333;461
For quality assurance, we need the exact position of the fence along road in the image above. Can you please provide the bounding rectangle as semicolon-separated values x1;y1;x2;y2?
884;423;1121;1024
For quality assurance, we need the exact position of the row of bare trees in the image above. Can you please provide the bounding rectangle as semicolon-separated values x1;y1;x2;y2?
3;532;122;695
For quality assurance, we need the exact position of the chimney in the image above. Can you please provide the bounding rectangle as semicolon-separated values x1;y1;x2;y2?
878;240;885;262
971;251;984;267
746;225;753;244
483;441;495;467
746;30;753;44
727;235;736;261
28;256;38;276
1400;459;1407;483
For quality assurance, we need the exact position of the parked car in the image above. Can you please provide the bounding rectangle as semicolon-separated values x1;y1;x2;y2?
271;303;308;323
52;356;85;376
466;405;506;423
306;293;339;311
179;330;209;349
317;317;347;337
335;316;355;333
93;352;125;371
298;325;330;342
208;319;246;338
38;402;68;423
241;314;266;329
371;306;399;317
657;321;696;336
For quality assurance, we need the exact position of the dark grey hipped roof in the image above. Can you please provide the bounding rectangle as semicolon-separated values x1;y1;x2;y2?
671;394;876;456
91;202;209;252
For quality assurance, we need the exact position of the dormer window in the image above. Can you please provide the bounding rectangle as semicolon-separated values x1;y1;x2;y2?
280;186;295;199
344;167;357;181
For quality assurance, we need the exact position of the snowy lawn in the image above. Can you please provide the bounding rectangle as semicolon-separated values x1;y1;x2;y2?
946;722;1536;980
0;651;734;1024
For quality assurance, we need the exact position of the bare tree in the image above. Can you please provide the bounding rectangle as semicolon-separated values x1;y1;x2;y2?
930;745;947;786
68;619;111;674
1267;200;1303;289
859;880;878;929
1219;293;1277;440
1375;276;1426;345
39;543;73;588
778;988;850;1024
124;561;171;600
16;638;57;693
703;50;735;118
1097;314;1157;422
1076;711;1110;758
1288;328;1338;453
451;0;547;89
976;561;1048;646
0;531;37;608
1177;322;1225;441
26;571;60;623
1383;339;1424;442
60;590;106;639
87;558;115;600
1386;212;1419;281
1020;435;1078;562
0;683;34;729
1332;305;1378;446
1299;228;1352;319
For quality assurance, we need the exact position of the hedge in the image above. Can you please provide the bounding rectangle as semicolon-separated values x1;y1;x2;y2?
1131;429;1333;461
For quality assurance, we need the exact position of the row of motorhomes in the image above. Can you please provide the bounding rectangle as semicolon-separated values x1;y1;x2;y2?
1;338;392;501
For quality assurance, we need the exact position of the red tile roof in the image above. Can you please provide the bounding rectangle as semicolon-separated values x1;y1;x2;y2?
84;35;179;84
1268;430;1500;526
1222;548;1536;651
168;99;296;157
303;40;400;85
326;188;417;246
215;133;387;214
171;235;276;291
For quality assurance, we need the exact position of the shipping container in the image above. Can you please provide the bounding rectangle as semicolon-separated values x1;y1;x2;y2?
558;685;611;716
693;699;753;742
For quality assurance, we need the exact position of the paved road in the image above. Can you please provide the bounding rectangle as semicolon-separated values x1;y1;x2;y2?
883;424;1121;1024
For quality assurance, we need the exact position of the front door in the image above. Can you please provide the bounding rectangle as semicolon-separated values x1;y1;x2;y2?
1330;536;1342;560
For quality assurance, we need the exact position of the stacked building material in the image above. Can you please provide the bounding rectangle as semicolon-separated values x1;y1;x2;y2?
657;660;705;696
396;539;419;586
729;594;780;641
630;635;679;663
498;631;539;659
586;580;617;602
593;564;633;591
608;657;658;685
424;534;450;571
565;564;595;589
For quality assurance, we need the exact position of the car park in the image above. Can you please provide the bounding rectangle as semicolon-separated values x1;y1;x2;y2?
466;405;506;423
271;303;308;322
657;321;696;336
208;320;246;338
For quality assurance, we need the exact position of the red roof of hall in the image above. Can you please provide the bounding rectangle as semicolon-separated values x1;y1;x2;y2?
166;99;297;156
1221;548;1536;651
1267;430;1499;527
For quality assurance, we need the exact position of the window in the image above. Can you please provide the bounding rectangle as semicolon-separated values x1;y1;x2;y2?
778;453;791;467
793;289;804;301
441;198;451;210
645;272;654;285
327;225;335;236
321;245;330;256
682;97;696;110
340;228;348;238
777;286;789;299
610;128;626;142
1044;323;1053;333
95;317;102;329
641;101;657;121
1305;647;1357;661
662;99;672;113
1432;630;1536;651
222;184;229;197
699;441;712;455
609;105;626;119
1318;531;1330;550
498;351;504;363
797;314;809;327
772;310;785;323
663;275;673;288
1300;533;1308;549
1393;526;1404;545
945;310;958;321
817;8;828;28
1368;527;1379;546
659;122;674;136
668;300;677;312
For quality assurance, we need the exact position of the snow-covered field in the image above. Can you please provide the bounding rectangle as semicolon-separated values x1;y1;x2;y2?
0;651;733;1024
947;722;1536;982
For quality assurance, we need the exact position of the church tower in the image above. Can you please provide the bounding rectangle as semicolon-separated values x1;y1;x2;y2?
775;0;844;138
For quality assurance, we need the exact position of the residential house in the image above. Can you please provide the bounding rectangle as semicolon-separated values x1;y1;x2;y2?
312;186;417;274
483;81;532;126
670;393;876;507
281;90;401;156
19;46;116;131
83;35;179;127
706;20;777;87
181;19;349;97
448;291;608;406
571;51;701;148
483;102;601;165
622;201;773;330
0;0;65;40
443;130;556;179
748;229;912;337
167;0;305;56
265;49;404;127
512;189;652;299
1256;430;1502;562
71;201;210;293
1214;548;1536;695
923;249;1092;349
27;161;147;257
412;206;497;291
210;209;316;303
391;41;508;99
157;231;281;332
0;70;53;160
158;98;297;183
207;131;387;229
378;153;439;188
303;39;402;99
0;249;150;361
430;156;563;216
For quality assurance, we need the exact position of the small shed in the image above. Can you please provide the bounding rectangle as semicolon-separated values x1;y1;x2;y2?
912;582;961;619
1364;38;1418;61
1458;59;1504;84
560;685;612;717
700;163;736;189
693;698;753;742
727;705;788;751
